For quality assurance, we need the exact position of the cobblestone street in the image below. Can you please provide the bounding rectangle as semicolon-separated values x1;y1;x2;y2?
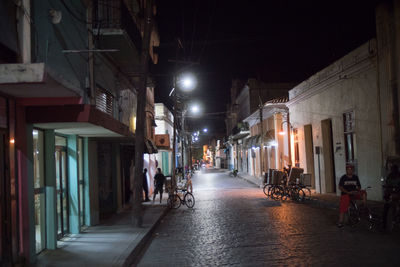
137;168;400;267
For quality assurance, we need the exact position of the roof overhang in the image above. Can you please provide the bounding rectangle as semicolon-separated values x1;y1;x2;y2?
26;104;133;138
0;63;80;98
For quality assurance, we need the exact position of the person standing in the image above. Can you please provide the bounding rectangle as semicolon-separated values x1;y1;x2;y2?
153;168;166;203
142;168;150;202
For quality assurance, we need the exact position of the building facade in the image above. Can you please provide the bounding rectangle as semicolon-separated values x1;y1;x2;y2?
154;103;174;176
225;79;294;174
0;0;159;264
287;0;400;201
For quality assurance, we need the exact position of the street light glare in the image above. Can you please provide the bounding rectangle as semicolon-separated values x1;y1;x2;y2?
183;78;193;88
191;105;200;113
203;128;208;133
178;73;197;91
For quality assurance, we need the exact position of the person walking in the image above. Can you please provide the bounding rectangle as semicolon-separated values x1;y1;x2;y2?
153;168;166;203
142;168;150;202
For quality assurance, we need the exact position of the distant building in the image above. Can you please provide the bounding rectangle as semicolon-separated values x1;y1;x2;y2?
154;103;174;176
225;78;295;172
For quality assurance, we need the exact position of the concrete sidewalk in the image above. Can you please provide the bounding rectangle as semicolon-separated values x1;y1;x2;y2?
34;201;169;267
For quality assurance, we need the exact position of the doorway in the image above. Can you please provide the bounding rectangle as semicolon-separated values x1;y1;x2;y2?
304;125;315;188
321;119;336;193
33;129;46;253
77;138;85;228
55;136;68;238
0;130;11;263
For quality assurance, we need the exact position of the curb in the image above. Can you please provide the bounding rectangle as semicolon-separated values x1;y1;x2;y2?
122;206;170;267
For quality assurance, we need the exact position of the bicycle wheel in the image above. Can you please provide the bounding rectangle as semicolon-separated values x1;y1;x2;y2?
281;187;289;201
168;194;181;209
184;193;195;208
347;201;360;226
302;187;311;200
263;184;272;197
296;188;306;202
271;186;282;200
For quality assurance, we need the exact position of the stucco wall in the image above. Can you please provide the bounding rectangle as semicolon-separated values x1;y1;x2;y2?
288;41;382;200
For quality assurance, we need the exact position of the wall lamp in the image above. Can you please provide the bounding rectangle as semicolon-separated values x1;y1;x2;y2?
278;120;293;135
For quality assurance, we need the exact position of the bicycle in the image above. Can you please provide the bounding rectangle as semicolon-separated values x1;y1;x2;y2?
346;187;375;230
167;188;195;209
229;169;238;177
281;184;307;202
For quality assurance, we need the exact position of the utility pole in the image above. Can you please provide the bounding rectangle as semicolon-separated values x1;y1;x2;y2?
259;103;264;178
181;109;186;171
132;0;153;227
171;82;177;190
259;93;264;179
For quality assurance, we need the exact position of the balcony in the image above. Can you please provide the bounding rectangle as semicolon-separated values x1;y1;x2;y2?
93;0;142;75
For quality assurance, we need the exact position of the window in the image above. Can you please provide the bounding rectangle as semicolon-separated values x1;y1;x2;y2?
343;111;355;163
96;87;114;116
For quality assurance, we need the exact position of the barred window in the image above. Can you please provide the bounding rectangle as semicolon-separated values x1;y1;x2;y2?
343;111;355;163
96;87;114;116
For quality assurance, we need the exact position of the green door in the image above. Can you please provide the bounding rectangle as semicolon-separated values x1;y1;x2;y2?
162;152;169;175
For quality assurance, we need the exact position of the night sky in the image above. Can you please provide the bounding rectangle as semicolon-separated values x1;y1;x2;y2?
153;0;380;136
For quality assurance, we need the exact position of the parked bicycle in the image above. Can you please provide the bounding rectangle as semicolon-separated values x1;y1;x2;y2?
167;188;195;209
229;169;238;177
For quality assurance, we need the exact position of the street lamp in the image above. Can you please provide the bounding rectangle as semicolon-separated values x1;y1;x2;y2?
171;72;197;189
190;104;200;114
203;128;208;133
177;73;197;92
279;120;293;135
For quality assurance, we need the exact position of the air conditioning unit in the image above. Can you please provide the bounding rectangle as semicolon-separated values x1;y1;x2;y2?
155;134;170;148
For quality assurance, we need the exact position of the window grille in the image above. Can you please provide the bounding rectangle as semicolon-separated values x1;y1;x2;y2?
343;111;355;163
96;87;114;116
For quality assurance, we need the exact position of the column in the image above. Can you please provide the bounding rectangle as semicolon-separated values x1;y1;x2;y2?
44;130;57;249
83;138;92;226
67;135;79;234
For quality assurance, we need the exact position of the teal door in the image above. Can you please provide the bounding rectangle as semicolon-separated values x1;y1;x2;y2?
162;152;169;175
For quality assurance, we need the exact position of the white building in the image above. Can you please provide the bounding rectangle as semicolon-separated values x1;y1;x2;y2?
288;40;383;200
154;103;174;176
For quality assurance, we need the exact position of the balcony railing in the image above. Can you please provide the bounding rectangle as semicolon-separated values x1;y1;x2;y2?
93;0;142;51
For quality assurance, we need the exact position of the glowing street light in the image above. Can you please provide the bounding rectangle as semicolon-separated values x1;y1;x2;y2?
203;128;208;133
178;73;197;92
190;104;200;114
